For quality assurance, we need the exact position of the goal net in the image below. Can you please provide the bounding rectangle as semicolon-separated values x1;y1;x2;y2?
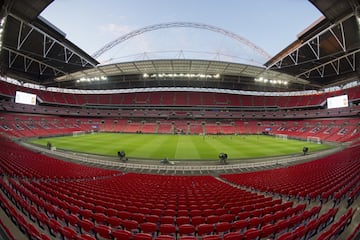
72;131;86;137
307;136;321;144
275;134;288;140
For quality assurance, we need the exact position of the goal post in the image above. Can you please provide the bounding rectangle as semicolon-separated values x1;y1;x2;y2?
72;131;86;137
275;134;288;140
307;136;322;144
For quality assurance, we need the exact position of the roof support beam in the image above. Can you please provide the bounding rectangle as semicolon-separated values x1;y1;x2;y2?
4;46;67;76
9;13;96;68
267;13;353;70
297;49;360;79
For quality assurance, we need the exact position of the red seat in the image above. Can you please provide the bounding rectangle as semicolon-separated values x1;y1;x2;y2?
61;226;78;240
133;233;153;240
107;216;122;228
206;215;220;224
94;224;111;240
145;214;160;224
190;209;202;217
161;216;175;224
156;235;176;240
260;224;277;238
78;219;94;234
243;228;261;240
179;236;196;240
65;214;80;230
219;214;235;223
276;219;290;233
178;224;195;236
112;229;132;240
122;219;139;233
197;224;214;236
40;233;51;240
277;232;293;240
248;217;262;229
48;218;63;237
93;212;107;224
293;225;307;239
215;222;231;235
76;234;96;240
191;216;205;227
177;216;191;225
202;235;221;240
159;224;176;236
140;222;157;235
288;215;302;229
232;219;248;232
132;213;145;223
224;232;243;240
237;212;250;220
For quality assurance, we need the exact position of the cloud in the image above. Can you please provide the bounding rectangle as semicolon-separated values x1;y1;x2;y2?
98;23;132;37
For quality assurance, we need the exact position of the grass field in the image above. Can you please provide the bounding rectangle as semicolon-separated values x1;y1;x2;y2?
30;133;333;161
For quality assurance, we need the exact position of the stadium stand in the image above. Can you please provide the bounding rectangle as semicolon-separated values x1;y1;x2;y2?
1;1;360;239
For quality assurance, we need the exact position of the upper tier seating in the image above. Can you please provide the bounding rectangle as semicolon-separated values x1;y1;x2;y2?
1;80;360;108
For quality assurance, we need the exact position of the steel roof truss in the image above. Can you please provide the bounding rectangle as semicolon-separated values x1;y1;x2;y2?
43;35;56;58
297;49;359;78
307;36;320;60
289;48;300;65
344;53;355;71
330;59;340;75
4;46;67;75
39;64;47;75
268;14;352;70
10;14;96;68
8;50;18;68
24;57;33;72
17;21;34;50
329;22;346;52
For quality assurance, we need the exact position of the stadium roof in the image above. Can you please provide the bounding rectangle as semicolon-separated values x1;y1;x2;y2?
0;0;360;92
265;0;360;89
54;59;309;92
0;0;99;84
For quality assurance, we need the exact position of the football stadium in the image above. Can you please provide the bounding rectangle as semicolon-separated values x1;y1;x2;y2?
0;0;360;239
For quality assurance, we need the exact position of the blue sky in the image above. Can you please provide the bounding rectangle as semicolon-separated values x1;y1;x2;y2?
41;0;323;65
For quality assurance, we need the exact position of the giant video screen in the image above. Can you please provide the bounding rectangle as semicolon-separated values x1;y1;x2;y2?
15;91;37;105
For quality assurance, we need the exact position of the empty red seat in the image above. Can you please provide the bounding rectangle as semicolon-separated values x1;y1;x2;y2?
191;216;205;227
94;224;111;240
197;224;214;237
76;234;96;240
112;229;132;240
179;236;196;240
178;224;195;236
224;232;243;240
206;215;220;224
231;219;248;232
61;226;78;240
133;233;153;240
202;235;221;240
107;216;122;228
260;224;277;238
159;224;176;236
277;232;293;240
140;222;157;235
243;228;261;240
78;219;95;234
156;235;176;240
122;219;139;233
177;216;191;225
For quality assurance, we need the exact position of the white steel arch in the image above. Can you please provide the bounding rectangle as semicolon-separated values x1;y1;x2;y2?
92;22;272;61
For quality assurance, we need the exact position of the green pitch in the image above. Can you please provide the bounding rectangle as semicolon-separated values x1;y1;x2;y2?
30;133;332;160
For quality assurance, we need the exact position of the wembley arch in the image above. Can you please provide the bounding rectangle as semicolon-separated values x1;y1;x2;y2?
92;22;272;61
